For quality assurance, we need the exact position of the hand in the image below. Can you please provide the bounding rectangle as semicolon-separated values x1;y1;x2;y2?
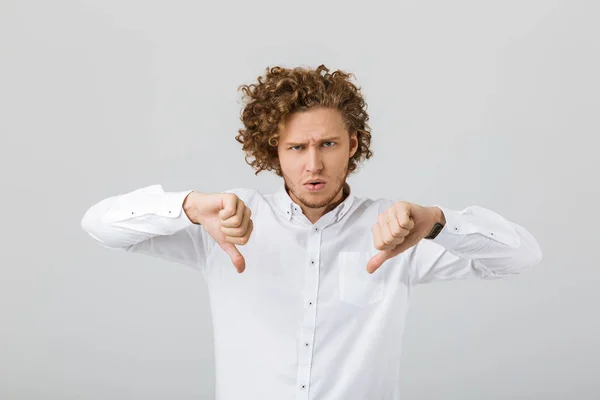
184;192;254;273
366;201;445;274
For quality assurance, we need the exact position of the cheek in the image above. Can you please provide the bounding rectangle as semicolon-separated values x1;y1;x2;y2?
279;156;302;174
334;151;350;168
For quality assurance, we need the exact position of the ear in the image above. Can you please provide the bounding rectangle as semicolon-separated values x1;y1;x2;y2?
349;131;358;158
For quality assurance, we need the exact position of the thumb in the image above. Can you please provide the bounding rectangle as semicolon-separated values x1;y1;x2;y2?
367;246;404;274
366;251;389;274
219;241;246;273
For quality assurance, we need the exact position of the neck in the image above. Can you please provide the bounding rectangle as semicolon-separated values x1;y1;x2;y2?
323;183;349;213
286;182;349;224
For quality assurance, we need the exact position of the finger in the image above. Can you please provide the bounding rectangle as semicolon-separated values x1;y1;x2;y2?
221;198;245;228
377;214;392;249
366;254;380;274
388;232;420;256
245;218;254;241
221;206;251;237
377;214;396;250
383;213;406;248
395;208;415;231
225;232;250;245
367;242;408;274
219;241;246;273
219;194;239;221
388;207;411;239
367;251;389;274
372;222;385;250
225;218;253;246
385;208;408;249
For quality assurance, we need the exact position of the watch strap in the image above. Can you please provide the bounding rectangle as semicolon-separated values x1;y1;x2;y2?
424;222;444;240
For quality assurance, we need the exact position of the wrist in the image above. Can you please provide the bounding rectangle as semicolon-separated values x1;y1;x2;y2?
183;191;202;224
423;206;446;240
431;206;446;226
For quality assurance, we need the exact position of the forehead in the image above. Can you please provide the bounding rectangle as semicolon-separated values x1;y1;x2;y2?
279;107;347;142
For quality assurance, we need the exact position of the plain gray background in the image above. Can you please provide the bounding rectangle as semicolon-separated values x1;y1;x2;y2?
1;0;598;398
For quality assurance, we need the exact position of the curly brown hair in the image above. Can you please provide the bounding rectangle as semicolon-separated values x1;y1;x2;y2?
235;64;373;177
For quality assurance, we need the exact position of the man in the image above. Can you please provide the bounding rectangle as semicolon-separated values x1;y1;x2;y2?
81;64;543;399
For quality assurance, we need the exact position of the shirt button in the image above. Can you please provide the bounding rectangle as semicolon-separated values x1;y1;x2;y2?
314;227;318;232
309;301;313;306
310;260;315;265
301;385;306;389
305;342;309;347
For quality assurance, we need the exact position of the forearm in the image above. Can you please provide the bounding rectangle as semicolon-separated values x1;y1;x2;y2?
431;205;543;275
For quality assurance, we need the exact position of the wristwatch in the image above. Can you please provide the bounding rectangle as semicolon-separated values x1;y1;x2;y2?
424;222;445;240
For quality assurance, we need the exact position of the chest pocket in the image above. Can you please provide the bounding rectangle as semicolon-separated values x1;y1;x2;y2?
336;251;384;307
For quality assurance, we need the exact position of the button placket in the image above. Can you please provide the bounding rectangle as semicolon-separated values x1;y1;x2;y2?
295;226;322;399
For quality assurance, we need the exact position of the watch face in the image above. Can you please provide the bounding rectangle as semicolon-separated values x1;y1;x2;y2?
425;222;444;239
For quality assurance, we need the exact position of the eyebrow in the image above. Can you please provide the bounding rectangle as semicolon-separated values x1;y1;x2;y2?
284;136;342;146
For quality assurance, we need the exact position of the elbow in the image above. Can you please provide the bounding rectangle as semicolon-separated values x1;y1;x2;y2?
80;208;94;235
490;236;543;278
524;226;543;268
81;207;104;245
529;240;543;268
512;226;544;273
533;240;543;265
80;206;119;248
514;236;543;273
80;205;104;238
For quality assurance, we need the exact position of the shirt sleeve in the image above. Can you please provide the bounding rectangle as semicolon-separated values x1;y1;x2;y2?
80;184;216;271
406;205;543;285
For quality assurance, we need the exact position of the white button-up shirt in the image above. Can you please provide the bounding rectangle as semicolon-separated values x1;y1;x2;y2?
81;183;542;400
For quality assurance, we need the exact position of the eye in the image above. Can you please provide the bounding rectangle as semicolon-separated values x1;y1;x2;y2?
290;145;303;151
323;141;335;147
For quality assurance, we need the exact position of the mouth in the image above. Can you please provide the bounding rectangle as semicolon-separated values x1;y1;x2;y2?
304;180;326;192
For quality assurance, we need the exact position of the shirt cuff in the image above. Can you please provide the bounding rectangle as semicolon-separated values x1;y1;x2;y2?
428;205;467;250
102;187;195;233
428;205;522;251
162;190;196;232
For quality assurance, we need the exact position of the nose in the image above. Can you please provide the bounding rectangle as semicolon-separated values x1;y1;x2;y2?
305;146;324;173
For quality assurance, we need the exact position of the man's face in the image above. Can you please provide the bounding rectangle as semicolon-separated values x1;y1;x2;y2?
276;107;358;211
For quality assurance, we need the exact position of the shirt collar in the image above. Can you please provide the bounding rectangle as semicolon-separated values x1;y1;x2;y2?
274;181;355;223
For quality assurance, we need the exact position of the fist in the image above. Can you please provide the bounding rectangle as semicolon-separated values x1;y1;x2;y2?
184;192;254;273
366;201;444;274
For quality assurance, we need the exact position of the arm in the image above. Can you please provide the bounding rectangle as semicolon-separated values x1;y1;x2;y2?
80;184;216;271
407;205;543;284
